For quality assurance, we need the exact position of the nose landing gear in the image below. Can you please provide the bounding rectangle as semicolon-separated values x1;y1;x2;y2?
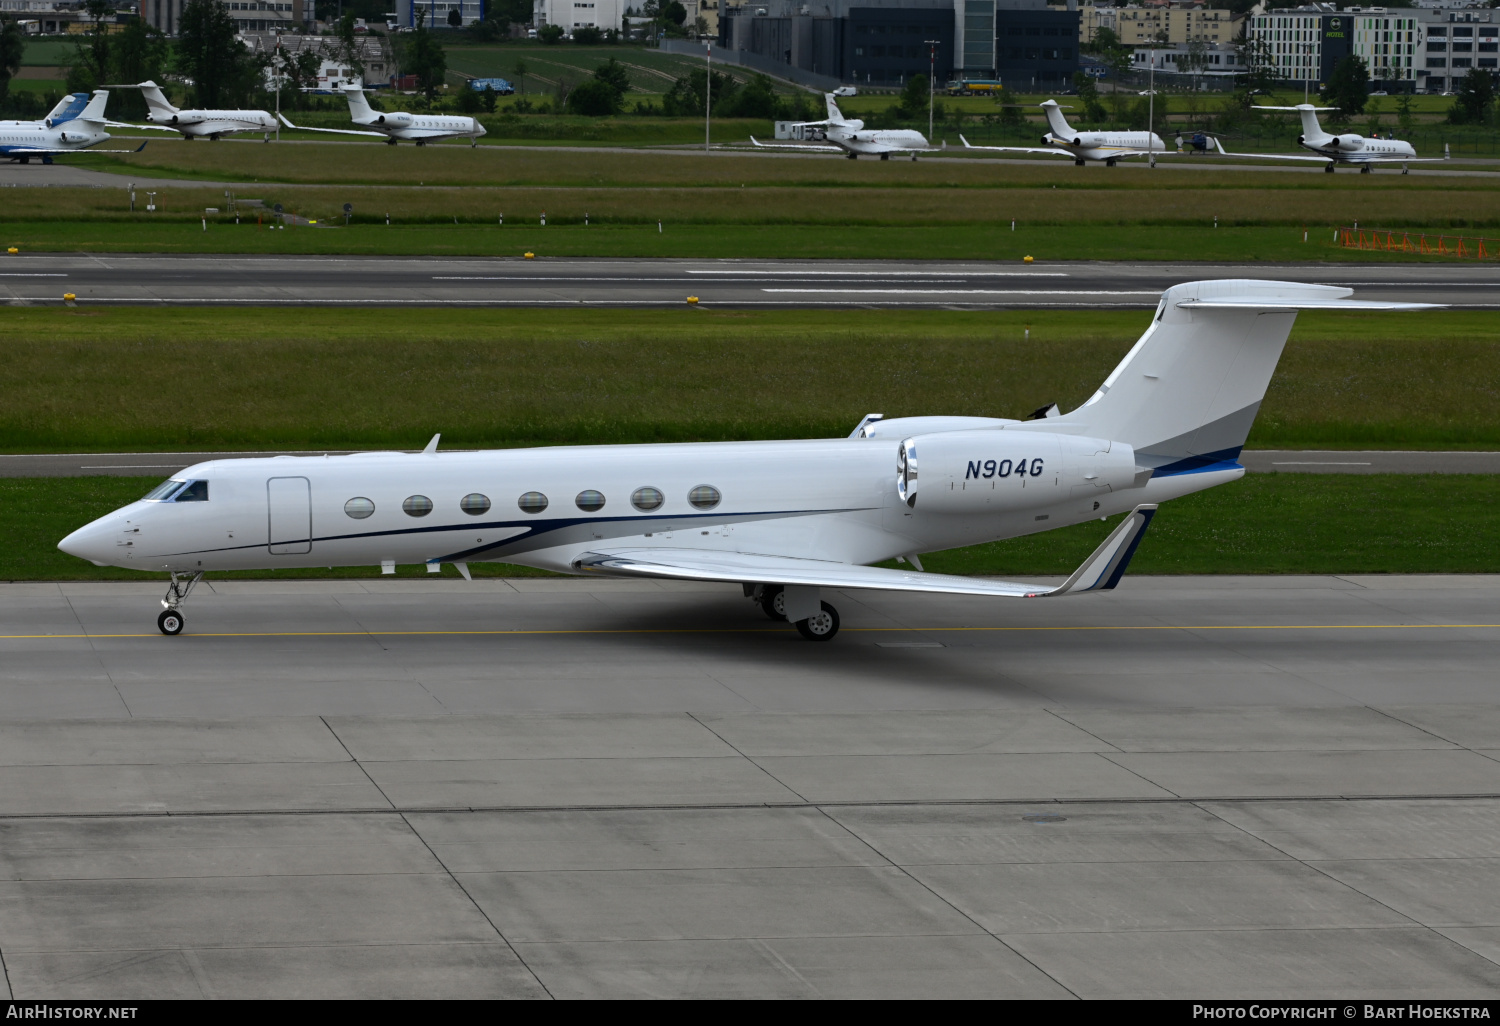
157;570;203;635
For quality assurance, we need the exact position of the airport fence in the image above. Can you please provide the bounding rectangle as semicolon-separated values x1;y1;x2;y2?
1338;225;1500;259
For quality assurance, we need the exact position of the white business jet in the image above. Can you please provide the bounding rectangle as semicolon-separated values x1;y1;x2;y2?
277;85;486;146
109;81;276;141
58;279;1432;640
1213;104;1447;174
0;91;148;163
750;92;931;160
959;99;1166;166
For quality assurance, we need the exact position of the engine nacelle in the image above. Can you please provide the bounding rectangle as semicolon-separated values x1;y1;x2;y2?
1334;134;1364;151
897;429;1137;514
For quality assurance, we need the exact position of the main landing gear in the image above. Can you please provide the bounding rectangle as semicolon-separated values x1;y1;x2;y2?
1324;163;1336;173
157;570;203;635
1074;158;1085;166
1360;165;1372;174
386;138;398;146
748;584;841;642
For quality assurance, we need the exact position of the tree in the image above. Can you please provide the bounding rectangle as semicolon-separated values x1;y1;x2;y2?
400;9;448;99
447;8;462;27
718;73;778;119
566;76;622;114
593;57;631;100
175;0;261;108
1086;26;1120;55
1237;33;1276;95
662;67;737;115
1396;91;1415;135
994;84;1025;127
1448;67;1494;124
539;24;564;43
1073;71;1106;123
663;1;687;26
573;26;602;44
456;82;484;112
337;11;367;80
899;73;928;119
513;58;529;93
1321;55;1368;123
0;16;27;108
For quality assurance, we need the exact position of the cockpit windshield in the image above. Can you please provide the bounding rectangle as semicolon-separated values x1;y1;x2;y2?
140;479;210;502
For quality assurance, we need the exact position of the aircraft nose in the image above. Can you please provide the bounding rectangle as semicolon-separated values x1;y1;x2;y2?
58;517;117;566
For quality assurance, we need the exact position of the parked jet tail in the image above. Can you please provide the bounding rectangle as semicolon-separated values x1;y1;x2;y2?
74;91;112;125
136;80;177;117
45;93;91;125
1040;99;1075;140
824;93;847;124
342;86;378;122
1046;280;1438;476
1256;104;1338;141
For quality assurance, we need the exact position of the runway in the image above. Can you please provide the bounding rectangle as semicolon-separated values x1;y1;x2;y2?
2;576;1500;997
5;448;1499;477
3;254;1499;308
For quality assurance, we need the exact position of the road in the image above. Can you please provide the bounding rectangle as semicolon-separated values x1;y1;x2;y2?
3;448;1498;478
1;576;1498;997
3;254;1499;308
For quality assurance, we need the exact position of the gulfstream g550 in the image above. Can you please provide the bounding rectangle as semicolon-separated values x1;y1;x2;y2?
959;99;1167;166
59;280;1430;639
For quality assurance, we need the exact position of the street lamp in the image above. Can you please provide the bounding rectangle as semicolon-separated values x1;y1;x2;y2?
705;40;712;153
1147;47;1155;167
925;39;940;141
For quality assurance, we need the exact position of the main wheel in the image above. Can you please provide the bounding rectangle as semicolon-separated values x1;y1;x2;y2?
1360;165;1372;174
1324;164;1335;173
880;153;889;161
1074;158;1085;166
795;601;840;641
1106;158;1117;166
386;138;398;146
759;585;787;622
157;609;184;636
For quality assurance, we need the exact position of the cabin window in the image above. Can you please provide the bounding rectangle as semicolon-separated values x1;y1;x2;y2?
631;486;664;512
518;491;549;514
173;480;209;502
460;493;491;515
142;479;185;501
345;497;376;519
575;489;606;512
402;495;434;517
688;485;721;510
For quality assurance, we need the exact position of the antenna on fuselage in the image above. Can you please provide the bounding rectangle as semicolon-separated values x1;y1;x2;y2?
422;433;441;454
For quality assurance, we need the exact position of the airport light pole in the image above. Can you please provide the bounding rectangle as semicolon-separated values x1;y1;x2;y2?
705;41;712;154
925;39;940;141
1147;47;1155;167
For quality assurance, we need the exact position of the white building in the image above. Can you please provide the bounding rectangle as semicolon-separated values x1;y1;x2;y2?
395;0;487;28
533;0;625;34
1131;42;1244;78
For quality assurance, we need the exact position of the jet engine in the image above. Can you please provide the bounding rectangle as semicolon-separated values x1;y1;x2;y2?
897;429;1136;514
1332;134;1364;151
381;112;413;128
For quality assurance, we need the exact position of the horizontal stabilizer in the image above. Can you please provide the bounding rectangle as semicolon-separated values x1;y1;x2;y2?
573;504;1158;599
1178;297;1440;311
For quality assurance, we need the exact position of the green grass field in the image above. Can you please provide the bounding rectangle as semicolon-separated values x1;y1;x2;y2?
0;307;1495;453
6;472;1495;581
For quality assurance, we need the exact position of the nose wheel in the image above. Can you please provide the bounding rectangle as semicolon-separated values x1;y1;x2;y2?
157;609;184;635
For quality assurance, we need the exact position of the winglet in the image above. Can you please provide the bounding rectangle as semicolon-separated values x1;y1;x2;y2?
278;112;299;129
422;433;440;454
134;140;149;152
959;133;973;149
749;135;765;147
1445;142;1450;160
1034;505;1157;597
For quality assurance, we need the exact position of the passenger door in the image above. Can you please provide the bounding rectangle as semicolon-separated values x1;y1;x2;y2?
267;477;312;554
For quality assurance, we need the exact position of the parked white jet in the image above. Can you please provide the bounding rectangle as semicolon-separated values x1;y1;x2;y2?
1213;104;1448;174
109;81;276;141
0;91;147;163
276;86;486;146
750;93;931;160
959;99;1167;166
58;280;1432;640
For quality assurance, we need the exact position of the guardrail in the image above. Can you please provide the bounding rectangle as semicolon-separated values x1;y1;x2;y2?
1339;225;1500;259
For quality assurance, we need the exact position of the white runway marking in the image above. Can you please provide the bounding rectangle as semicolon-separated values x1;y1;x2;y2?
0;272;66;277
761;288;1161;296
690;270;1070;277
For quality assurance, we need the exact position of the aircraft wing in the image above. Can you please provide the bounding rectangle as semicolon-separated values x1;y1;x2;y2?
573;504;1157;599
104;121;179;132
1212;138;1449;163
749;136;842;152
8;141;149;154
276;113;387;138
958;135;1078;158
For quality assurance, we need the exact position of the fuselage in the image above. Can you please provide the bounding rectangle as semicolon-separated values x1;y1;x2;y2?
827;123;929;155
1301;133;1417;163
59;431;1235;576
357;112;486;142
147;109;276;138
0;120;110;156
1045;130;1165;162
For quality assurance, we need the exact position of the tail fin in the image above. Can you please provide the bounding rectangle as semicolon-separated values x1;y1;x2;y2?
824;93;846;124
1040;99;1075;140
75;90;111;124
1256;104;1335;140
45;93;91;125
1051;280;1436;475
137;81;176;117
343;86;376;122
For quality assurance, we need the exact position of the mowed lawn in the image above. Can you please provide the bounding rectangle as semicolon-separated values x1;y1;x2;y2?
0;307;1496;451
7;473;1497;581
